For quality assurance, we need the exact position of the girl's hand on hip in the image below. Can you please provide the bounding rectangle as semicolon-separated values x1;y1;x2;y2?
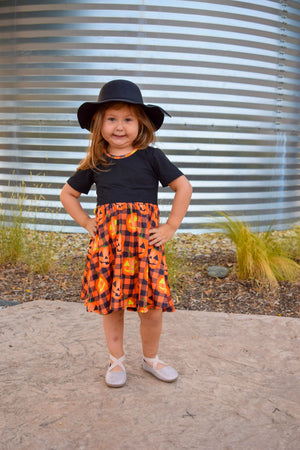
149;223;175;246
84;217;97;238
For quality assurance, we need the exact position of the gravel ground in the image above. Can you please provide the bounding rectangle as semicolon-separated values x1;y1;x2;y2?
1;232;299;318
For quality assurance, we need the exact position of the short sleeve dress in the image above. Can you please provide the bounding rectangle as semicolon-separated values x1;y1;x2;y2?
67;146;183;315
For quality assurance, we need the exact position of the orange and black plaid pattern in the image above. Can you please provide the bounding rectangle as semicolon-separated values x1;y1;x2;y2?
81;202;175;315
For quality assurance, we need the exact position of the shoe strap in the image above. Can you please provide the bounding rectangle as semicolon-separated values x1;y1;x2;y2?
109;354;125;372
143;355;164;370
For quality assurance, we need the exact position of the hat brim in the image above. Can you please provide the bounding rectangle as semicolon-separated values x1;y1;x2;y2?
77;99;171;131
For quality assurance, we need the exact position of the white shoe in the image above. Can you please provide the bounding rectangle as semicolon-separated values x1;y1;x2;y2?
142;355;178;382
105;354;126;388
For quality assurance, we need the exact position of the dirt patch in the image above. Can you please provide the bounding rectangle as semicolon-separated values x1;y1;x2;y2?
1;233;299;318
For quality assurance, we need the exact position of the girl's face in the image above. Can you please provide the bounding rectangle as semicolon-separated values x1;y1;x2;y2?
101;104;139;155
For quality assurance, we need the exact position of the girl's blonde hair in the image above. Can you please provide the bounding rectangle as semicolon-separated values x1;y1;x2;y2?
77;102;156;171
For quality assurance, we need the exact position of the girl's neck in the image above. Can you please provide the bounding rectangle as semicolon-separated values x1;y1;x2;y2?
106;147;138;159
107;146;135;157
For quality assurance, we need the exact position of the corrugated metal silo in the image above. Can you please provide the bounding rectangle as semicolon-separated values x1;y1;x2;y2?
0;0;299;232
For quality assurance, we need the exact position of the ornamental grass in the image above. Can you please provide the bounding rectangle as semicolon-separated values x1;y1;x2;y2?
217;213;300;287
0;186;61;274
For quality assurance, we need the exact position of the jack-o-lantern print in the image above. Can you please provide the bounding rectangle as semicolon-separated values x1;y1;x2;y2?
116;233;125;255
138;203;149;215
112;277;122;299
99;245;110;268
126;213;138;233
96;275;109;294
148;246;161;269
157;275;170;296
92;235;100;253
96;207;106;226
123;256;139;276
125;297;135;309
137;233;148;258
115;203;127;211
108;218;118;239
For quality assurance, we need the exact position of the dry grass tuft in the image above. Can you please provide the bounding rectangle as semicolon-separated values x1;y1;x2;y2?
217;213;300;287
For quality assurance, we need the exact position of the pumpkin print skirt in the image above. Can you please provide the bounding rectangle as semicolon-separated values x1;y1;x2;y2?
81;202;175;315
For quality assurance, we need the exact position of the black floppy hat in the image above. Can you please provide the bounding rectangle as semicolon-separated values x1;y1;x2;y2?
77;79;171;131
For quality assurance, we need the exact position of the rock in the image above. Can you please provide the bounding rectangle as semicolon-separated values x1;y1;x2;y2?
0;299;20;309
207;266;229;279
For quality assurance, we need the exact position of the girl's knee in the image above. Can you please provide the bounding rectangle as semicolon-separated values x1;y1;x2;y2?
139;308;162;324
103;309;124;323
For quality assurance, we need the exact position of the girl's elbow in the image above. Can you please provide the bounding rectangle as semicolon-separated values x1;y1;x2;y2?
60;191;66;207
60;184;71;206
185;178;193;197
172;176;193;196
60;186;66;204
60;184;81;206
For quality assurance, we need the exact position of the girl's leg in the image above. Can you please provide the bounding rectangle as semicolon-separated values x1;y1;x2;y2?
102;310;125;372
138;308;166;369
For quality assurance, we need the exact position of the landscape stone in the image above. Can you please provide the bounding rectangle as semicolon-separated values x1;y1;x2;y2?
207;265;229;278
0;299;20;308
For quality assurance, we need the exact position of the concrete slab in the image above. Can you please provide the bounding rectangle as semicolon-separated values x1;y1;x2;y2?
0;300;299;450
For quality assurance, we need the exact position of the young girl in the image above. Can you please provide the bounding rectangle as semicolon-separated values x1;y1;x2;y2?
60;79;192;388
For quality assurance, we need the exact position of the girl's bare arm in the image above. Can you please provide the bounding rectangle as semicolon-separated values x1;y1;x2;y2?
149;175;192;246
60;183;97;237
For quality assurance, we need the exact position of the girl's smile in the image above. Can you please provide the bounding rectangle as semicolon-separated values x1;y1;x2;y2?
101;105;139;156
